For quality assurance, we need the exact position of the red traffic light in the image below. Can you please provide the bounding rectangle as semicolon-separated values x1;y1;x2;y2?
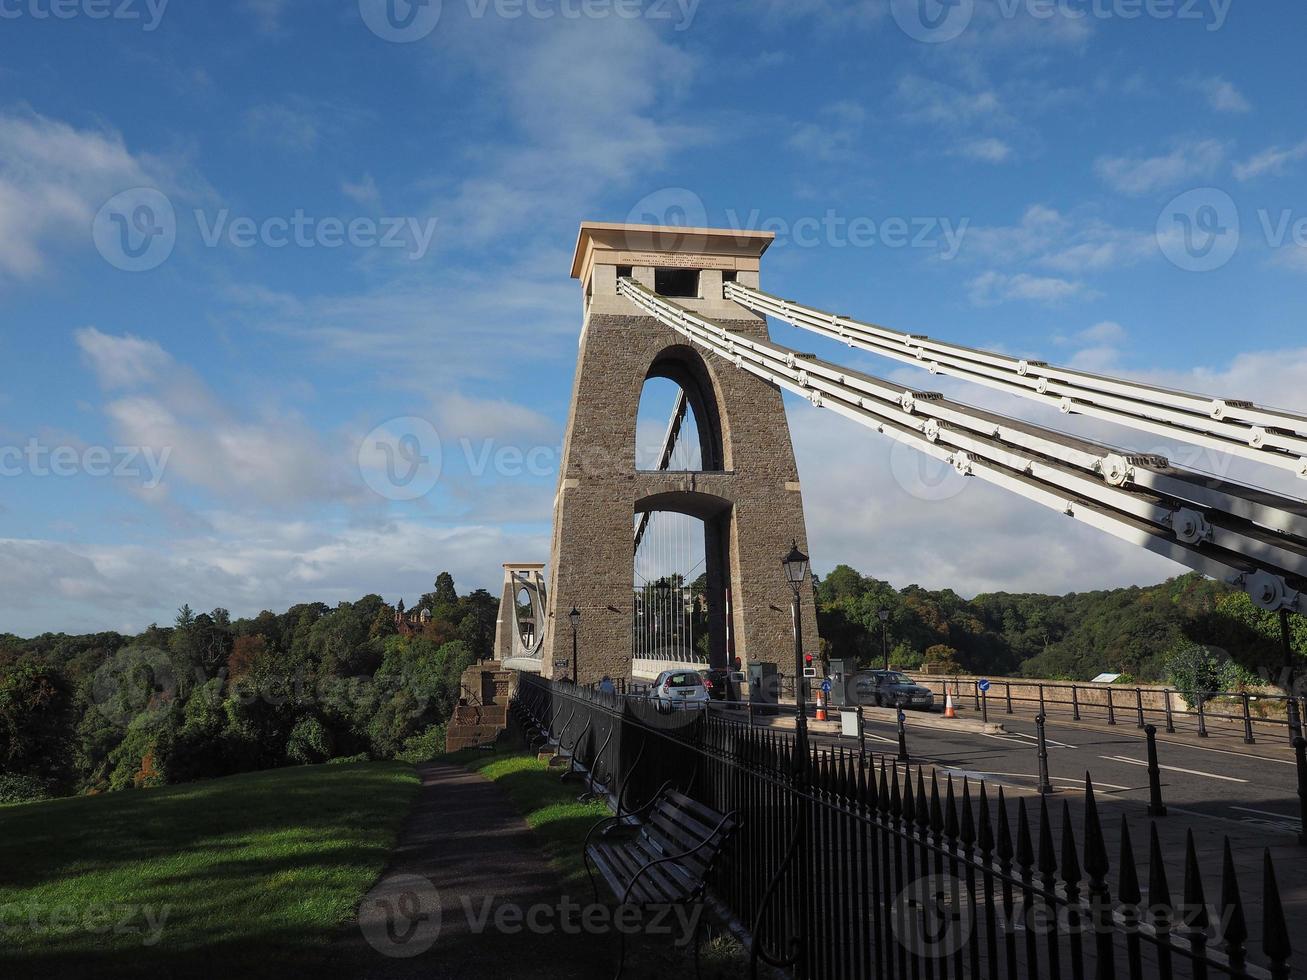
804;654;814;665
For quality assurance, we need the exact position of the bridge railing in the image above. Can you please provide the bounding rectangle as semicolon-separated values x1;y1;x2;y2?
906;674;1306;746
514;674;1292;980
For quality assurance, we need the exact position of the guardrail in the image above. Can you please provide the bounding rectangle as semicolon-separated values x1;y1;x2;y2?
514;674;1293;980
906;675;1306;747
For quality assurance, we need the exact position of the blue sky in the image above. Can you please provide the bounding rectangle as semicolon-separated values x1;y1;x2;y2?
3;0;1307;636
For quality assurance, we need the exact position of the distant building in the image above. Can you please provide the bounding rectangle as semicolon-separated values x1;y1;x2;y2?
393;598;432;636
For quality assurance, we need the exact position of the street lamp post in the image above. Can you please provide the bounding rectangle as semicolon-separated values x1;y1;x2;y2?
878;608;890;671
781;541;811;977
569;606;581;685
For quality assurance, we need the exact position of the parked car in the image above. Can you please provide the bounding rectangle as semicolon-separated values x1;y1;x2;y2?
850;670;935;710
651;669;710;711
698;668;741;702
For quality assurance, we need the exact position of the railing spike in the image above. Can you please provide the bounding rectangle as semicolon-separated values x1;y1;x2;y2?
1037;795;1057;876
889;761;902;819
945;773;960;839
1155;825;1176;909
960;776;976;846
977;781;994;854
1082;772;1110;881
1263;848;1291;977
916;768;931;833
1117;816;1142;903
929;770;944;834
1059;799;1082;885
1219;837;1248;970
1016;797;1035;872
1182;828;1209;931
901;766;916;826
996;786;1014;863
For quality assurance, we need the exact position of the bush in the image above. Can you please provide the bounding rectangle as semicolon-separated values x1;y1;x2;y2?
286;716;333;765
327;752;370;765
0;773;50;805
1165;643;1259;704
397;724;446;763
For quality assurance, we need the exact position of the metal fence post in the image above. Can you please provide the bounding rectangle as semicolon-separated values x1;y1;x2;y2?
1136;688;1146;729
1038;683;1046;716
973;682;981;710
1164;689;1176;734
1072;685;1081;721
1287;696;1303;747
897;708;909;763
1242;693;1256;744
1106;688;1116;725
1197;695;1209;737
858;705;867;758
1145;725;1167;817
1035;714;1053;795
1295;736;1307;847
1005;682;1013;714
981;689;989;724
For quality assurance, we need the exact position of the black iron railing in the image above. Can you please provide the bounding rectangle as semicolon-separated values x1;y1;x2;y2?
514;674;1294;980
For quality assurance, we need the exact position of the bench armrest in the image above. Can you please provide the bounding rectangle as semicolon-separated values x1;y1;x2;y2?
583;780;672;852
618;810;739;906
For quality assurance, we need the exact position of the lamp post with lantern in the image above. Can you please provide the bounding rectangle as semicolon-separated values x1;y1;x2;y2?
879;607;890;671
568;606;581;685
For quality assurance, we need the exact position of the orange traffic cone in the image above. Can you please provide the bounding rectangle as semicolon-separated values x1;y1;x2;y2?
815;692;827;722
943;689;957;719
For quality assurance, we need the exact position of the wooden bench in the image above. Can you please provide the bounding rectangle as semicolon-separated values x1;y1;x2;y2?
583;787;738;978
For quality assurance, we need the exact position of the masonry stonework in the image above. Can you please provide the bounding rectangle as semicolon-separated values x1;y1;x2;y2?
542;223;820;684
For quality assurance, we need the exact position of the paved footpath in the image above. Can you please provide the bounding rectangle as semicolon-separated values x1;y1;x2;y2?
332;762;611;980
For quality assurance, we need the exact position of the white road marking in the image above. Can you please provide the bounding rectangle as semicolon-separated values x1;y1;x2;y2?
1230;805;1298;820
1099;755;1247;783
1008;730;1078;749
938;769;1131;791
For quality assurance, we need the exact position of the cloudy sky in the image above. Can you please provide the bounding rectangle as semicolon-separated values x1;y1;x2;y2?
2;0;1306;636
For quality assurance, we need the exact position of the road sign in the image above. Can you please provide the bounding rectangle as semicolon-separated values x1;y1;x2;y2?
802;667;818;678
978;678;991;693
553;659;570;670
897;709;907;724
821;679;832;694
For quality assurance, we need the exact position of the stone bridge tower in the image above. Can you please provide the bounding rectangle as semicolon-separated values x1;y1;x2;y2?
543;222;819;683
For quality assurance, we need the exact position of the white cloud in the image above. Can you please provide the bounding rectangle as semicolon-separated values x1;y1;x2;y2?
1077;320;1127;345
75;327;172;388
1185;75;1251;113
1094;139;1227;195
1233;140;1307;181
242;0;290;33
968;270;1088;305
0;111;164;281
787;101;867;162
896;74;1006;128
956;138;1013;164
0;519;546;638
76;327;349;508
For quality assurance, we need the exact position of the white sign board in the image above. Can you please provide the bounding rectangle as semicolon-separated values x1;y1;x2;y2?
1090;672;1122;684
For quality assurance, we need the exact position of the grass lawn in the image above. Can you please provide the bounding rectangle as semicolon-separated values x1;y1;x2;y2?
0;761;419;980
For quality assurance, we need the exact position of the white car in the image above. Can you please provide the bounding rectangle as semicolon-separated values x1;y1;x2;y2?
651;669;710;711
